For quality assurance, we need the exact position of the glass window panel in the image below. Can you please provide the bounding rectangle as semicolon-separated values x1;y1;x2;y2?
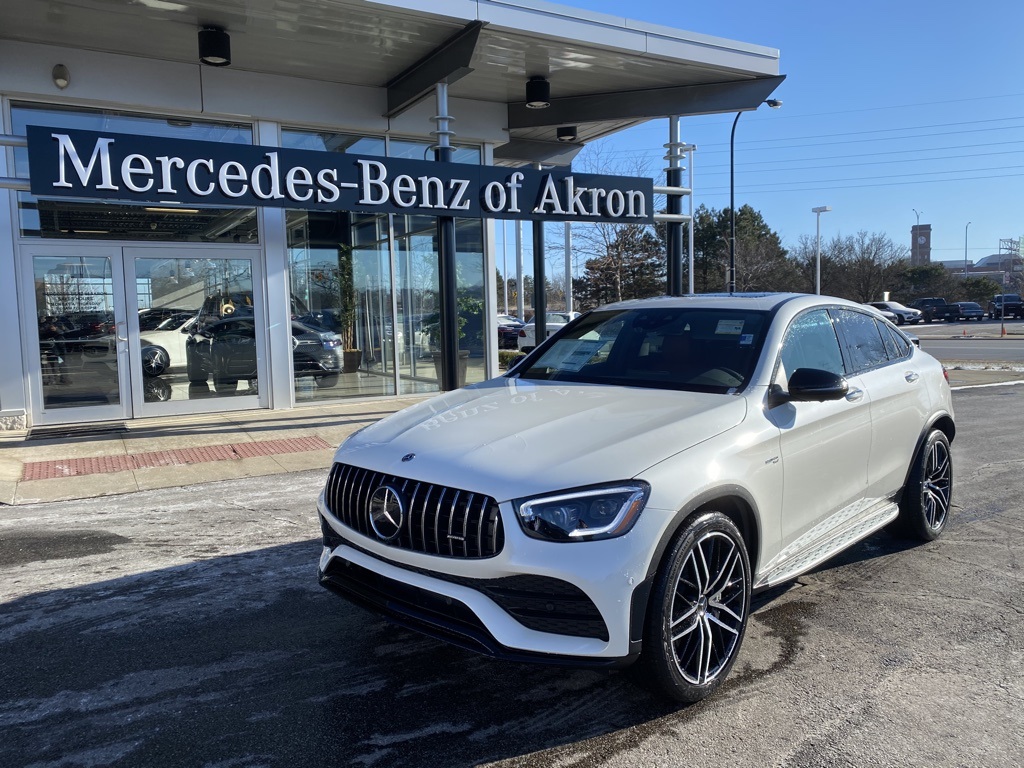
281;129;385;157
32;255;119;409
286;210;396;402
780;309;845;379
834;309;890;372
12;103;257;242
387;138;481;165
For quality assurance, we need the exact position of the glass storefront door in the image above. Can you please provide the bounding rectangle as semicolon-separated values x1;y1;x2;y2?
22;244;264;424
23;245;130;424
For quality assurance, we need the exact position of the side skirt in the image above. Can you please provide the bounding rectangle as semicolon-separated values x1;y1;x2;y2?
754;498;899;589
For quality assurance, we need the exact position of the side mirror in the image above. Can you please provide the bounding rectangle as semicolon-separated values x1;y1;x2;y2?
785;368;849;402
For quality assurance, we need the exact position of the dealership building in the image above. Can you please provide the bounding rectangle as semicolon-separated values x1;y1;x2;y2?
0;0;781;432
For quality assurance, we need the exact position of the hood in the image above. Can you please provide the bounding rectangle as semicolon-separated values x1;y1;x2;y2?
334;378;747;503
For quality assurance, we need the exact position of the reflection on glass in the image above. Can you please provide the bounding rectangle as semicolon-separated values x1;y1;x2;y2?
33;256;119;410
12;103;257;242
281;129;385;157
286;211;397;402
135;257;257;402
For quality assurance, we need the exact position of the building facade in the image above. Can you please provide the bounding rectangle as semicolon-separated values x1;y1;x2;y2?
0;0;782;431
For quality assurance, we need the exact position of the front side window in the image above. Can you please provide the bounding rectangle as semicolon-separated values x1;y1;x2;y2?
514;307;768;393
833;309;890;373
779;309;845;379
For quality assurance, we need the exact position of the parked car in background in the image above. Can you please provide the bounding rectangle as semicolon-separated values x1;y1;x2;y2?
317;293;954;703
987;294;1023;320
908;297;957;323
866;301;923;325
951;301;984;321
862;303;898;323
139;313;196;376
496;314;525;349
186;318;342;392
516;311;581;351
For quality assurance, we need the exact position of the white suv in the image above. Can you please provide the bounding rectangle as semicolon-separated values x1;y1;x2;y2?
317;294;954;702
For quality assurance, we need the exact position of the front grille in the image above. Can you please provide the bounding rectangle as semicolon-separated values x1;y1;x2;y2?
324;462;504;558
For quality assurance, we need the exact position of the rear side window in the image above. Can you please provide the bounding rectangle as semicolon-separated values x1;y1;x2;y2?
780;309;845;377
833;309;889;372
882;324;912;360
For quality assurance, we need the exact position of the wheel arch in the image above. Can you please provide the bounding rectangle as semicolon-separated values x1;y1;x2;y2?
893;414;955;505
628;486;761;655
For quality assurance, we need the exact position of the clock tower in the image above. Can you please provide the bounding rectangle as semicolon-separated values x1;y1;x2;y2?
911;224;932;266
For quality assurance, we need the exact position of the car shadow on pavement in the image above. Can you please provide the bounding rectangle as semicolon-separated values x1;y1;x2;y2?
0;538;700;768
0;523;941;768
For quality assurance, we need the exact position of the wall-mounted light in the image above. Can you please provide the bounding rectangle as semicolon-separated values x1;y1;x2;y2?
556;126;577;143
198;26;231;67
52;64;70;89
525;76;550;109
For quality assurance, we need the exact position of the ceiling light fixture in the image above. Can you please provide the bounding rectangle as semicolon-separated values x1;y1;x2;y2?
198;26;231;67
556;126;577;143
525;76;551;109
52;64;70;89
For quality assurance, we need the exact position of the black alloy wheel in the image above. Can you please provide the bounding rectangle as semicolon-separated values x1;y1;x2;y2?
641;512;751;703
141;345;169;377
893;429;952;541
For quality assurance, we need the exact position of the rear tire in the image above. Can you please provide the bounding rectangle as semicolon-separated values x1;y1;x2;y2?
640;512;750;703
892;429;952;541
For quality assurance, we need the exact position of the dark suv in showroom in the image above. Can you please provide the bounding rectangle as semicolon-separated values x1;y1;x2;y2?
186;314;343;393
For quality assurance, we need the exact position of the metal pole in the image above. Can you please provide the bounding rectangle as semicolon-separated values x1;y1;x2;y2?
964;221;971;278
729;112;741;294
433;83;459;391
515;220;524;320
564;222;573;313
815;212;821;295
687;144;695;295
666;115;683;296
811;206;830;296
533;163;547;346
502;220;509;314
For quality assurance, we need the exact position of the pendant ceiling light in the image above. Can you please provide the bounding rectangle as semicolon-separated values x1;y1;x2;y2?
198;26;231;67
525;76;550;109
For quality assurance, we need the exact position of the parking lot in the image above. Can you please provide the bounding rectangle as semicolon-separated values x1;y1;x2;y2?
1;378;1022;768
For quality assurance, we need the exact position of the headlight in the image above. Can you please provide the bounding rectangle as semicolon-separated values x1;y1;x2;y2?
515;481;650;542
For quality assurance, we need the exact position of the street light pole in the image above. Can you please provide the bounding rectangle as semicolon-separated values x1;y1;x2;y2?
964;221;971;278
812;206;831;295
729;98;781;294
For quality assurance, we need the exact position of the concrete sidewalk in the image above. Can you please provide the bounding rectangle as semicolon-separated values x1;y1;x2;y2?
2;364;1022;507
0;396;428;506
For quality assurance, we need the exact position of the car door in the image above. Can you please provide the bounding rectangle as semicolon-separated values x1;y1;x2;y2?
832;309;929;500
766;308;873;546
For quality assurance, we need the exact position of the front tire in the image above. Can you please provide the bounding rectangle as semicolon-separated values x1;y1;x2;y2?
640;512;751;703
893;429;952;541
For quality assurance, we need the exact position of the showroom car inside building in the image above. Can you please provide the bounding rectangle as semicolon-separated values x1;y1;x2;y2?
0;0;783;432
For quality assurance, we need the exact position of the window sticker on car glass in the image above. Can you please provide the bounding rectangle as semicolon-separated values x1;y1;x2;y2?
739;333;754;346
535;339;605;372
716;319;744;335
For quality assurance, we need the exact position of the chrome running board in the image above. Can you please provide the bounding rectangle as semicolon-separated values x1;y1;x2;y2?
755;499;899;589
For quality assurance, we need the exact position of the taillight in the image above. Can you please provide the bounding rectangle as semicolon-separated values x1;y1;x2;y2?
942;367;949;382
519;329;526;337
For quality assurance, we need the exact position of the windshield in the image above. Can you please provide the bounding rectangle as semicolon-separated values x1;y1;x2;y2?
511;307;769;393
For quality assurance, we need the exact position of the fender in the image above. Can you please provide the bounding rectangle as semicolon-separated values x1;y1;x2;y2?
628;484;762;654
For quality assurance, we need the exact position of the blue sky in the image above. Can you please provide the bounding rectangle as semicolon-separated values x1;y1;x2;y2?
515;0;1023;273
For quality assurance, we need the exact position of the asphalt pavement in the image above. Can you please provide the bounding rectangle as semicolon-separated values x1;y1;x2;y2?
0;384;1022;767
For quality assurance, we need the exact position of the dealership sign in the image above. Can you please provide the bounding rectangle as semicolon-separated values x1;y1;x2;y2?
27;126;653;224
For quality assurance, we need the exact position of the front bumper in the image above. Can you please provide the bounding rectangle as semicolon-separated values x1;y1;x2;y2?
316;493;653;665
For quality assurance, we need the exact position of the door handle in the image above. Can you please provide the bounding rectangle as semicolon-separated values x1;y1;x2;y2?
115;320;128;343
905;371;920;383
845;387;864;402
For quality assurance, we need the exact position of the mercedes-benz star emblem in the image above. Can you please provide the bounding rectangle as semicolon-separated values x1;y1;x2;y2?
368;485;405;541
